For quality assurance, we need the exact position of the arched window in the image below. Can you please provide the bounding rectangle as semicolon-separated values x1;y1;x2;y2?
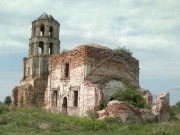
49;26;53;37
49;43;53;55
40;25;45;36
39;41;44;54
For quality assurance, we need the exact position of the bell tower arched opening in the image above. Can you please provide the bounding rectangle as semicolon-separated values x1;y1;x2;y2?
49;26;53;37
49;42;53;55
38;41;44;54
40;25;45;36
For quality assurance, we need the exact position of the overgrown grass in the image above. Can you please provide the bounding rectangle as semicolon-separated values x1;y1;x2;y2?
0;103;180;135
0;103;9;114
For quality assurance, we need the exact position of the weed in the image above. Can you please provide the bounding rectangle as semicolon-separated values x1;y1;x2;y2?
111;86;146;108
113;46;133;57
0;103;9;114
86;109;98;120
104;117;119;124
0;106;180;135
0;116;10;125
101;100;108;109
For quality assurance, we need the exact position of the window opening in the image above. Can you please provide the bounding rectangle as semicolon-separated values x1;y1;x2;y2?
73;91;78;107
40;25;45;36
49;43;53;55
65;63;69;78
49;26;53;37
52;91;58;107
39;42;44;54
62;97;67;112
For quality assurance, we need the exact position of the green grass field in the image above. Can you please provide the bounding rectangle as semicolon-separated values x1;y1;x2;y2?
0;104;180;135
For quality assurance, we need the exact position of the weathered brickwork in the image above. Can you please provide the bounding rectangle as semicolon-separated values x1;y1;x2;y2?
12;13;139;115
44;44;139;116
98;93;170;123
12;13;60;106
152;92;170;122
138;88;153;105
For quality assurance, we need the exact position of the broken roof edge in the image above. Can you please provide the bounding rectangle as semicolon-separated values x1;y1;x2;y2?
72;43;112;51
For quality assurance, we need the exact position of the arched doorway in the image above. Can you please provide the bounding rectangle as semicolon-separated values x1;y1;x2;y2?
62;97;67;113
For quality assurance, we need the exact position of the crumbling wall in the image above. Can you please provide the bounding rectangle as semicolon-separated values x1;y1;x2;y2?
97;100;156;123
45;44;140;116
17;55;49;107
45;47;88;115
101;80;123;102
12;84;34;106
85;46;139;87
152;92;170;122
98;92;170;123
138;88;153;105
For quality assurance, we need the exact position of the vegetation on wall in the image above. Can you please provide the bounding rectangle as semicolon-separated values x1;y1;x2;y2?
113;46;133;57
111;86;146;108
60;49;70;54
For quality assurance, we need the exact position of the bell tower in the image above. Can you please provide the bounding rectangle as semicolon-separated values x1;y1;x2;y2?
22;12;60;80
29;12;60;56
20;12;60;106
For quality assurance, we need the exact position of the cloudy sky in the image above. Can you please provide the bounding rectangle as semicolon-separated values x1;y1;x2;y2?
0;0;180;105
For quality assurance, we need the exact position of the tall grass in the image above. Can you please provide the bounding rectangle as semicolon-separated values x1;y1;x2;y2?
0;104;180;135
0;103;9;114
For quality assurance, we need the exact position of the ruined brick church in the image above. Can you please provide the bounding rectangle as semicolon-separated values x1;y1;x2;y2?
12;13;140;116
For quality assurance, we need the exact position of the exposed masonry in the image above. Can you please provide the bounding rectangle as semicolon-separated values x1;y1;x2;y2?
12;12;60;106
98;92;170;123
13;13;169;118
44;45;139;116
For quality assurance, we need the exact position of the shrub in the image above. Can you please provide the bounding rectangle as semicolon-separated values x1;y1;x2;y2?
86;109;98;120
170;102;180;121
4;96;12;105
113;46;133;57
175;100;180;108
169;106;178;121
101;100;108;109
0;116;9;125
111;86;146;108
0;103;9;114
104;117;119;124
61;49;70;54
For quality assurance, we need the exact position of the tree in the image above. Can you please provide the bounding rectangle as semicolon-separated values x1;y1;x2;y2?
175;101;180;107
4;96;12;105
111;86;146;108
